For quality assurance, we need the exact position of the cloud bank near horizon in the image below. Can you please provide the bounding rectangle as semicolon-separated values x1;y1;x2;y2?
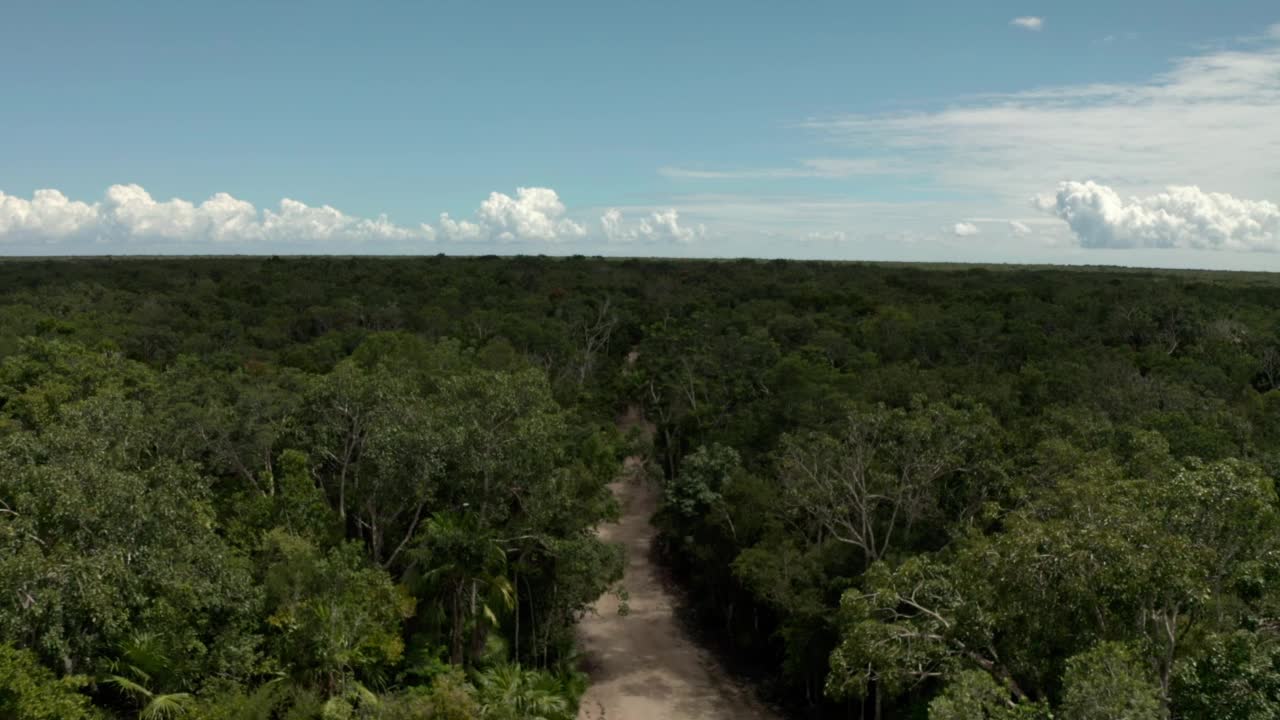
5;26;1280;262
1038;181;1280;252
0;184;699;251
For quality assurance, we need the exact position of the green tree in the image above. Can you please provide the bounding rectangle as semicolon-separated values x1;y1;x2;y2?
0;643;101;720
377;670;480;720
778;397;999;565
261;530;415;693
929;670;1048;720
1173;632;1280;720
1060;642;1163;720
663;443;740;524
410;513;514;666
306;359;442;568
0;396;260;682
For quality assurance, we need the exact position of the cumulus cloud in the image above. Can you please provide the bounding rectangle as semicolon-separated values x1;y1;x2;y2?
601;207;706;244
1011;17;1044;31
0;184;613;249
0;184;434;247
435;213;483;242
1037;180;1280;251
262;198;426;243
644;23;1280;263
0;189;100;241
438;187;585;243
1009;220;1032;235
953;222;980;237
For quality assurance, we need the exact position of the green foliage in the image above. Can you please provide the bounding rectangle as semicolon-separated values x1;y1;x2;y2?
473;664;577;720
2;257;1280;719
261;531;415;689
777;397;1002;565
0;643;101;720
828;555;982;701
102;671;195;720
377;670;480;720
0;337;154;431
929;671;1049;720
664;443;740;519
0;392;260;683
410;512;512;666
1059;642;1163;720
1173;631;1280;720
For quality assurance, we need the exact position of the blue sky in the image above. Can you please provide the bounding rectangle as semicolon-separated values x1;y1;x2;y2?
2;1;1279;268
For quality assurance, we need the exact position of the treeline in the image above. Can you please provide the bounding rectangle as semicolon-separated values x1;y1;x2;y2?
1;256;1279;719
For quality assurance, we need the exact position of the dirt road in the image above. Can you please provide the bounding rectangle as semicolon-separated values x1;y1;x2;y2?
575;455;780;720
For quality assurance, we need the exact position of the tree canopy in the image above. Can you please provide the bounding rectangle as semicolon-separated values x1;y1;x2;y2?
0;256;1278;718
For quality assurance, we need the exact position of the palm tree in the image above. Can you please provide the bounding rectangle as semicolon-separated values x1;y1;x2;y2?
103;669;193;720
415;512;515;665
100;632;194;720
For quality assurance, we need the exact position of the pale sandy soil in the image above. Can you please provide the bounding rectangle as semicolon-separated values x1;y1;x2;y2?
575;453;780;720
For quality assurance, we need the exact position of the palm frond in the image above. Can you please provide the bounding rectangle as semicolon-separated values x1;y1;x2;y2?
139;693;193;720
353;681;380;707
105;673;154;702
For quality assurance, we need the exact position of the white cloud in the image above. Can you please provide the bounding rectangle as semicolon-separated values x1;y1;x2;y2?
807;230;847;242
1037;180;1280;251
262;197;424;243
0;189;100;241
599;208;624;240
953;222;980;237
601;207;706;244
442;186;586;243
0;183;437;248
1011;17;1044;31
0;184;611;249
436;213;483;242
129;186;425;244
803;29;1280;206
646;24;1280;265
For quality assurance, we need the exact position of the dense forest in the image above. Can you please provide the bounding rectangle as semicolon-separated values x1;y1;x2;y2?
1;256;1278;719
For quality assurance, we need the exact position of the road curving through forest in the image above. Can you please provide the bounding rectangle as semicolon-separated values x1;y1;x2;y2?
575;409;780;720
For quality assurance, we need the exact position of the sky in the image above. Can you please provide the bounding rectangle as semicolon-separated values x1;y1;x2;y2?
1;1;1279;270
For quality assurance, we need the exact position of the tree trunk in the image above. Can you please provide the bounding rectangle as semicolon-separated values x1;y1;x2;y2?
468;580;479;663
450;584;465;664
513;567;520;661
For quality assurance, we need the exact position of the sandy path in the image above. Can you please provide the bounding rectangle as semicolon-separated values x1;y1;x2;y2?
575;455;780;720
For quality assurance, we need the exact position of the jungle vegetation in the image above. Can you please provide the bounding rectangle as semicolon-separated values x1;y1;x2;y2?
1;255;1278;719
